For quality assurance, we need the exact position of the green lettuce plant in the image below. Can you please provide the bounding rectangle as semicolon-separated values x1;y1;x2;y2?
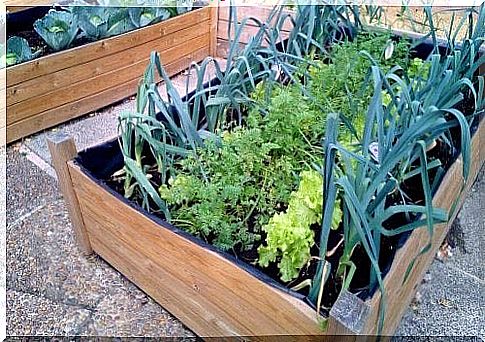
33;10;79;51
258;169;342;282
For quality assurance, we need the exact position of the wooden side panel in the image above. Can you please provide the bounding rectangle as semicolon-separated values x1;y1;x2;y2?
7;47;209;143
216;6;292;59
68;163;323;337
7;20;210;107
6;8;212;143
47;135;92;255
63;120;483;337
7;33;209;125
361;118;485;335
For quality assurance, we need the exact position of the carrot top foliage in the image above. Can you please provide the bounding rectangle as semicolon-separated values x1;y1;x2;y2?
117;3;484;334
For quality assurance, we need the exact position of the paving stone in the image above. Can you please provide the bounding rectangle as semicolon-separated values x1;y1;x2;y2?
22;104;124;166
7;289;92;336
85;285;193;337
444;166;484;280
6;198;193;337
395;260;484;337
6;146;59;226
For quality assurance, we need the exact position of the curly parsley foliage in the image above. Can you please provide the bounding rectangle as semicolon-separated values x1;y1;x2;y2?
159;128;298;252
158;32;414;277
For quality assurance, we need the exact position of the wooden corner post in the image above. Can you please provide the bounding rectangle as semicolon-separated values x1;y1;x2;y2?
47;133;93;255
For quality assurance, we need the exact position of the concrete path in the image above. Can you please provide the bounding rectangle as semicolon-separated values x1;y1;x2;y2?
5;64;484;337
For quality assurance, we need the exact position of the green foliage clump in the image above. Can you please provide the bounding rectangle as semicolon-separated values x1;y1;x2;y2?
4;36;40;67
158;31;414;268
306;32;411;149
159;128;297;251
258;169;342;282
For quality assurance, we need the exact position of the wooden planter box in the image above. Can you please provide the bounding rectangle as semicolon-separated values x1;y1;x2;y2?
45;6;485;337
48;117;484;337
6;6;216;143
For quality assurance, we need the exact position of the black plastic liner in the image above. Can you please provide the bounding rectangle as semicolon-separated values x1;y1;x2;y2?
7;7;50;32
74;32;483;312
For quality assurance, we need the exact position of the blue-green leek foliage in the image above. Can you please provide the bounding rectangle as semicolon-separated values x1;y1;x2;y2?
117;1;484;335
307;3;484;334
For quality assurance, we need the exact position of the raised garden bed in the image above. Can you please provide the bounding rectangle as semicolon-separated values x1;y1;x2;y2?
48;5;484;337
6;5;215;143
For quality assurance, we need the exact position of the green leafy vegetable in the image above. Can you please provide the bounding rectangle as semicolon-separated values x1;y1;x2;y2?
34;10;79;51
4;36;40;67
129;7;171;28
258;169;342;282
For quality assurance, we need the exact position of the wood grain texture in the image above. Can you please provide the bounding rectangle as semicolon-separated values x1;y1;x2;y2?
6;8;211;143
47;135;92;255
209;4;219;57
64;117;484;336
217;6;293;32
7;20;210;107
216;6;291;58
6;6;34;13
7;33;210;125
7;47;209;143
68;162;324;337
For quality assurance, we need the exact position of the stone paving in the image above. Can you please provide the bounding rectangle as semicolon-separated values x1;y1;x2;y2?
5;66;484;338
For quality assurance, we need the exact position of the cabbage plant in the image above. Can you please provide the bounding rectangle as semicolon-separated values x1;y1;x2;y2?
176;0;193;15
74;7;136;39
73;6;111;40
4;36;40;67
128;7;171;28
33;10;79;51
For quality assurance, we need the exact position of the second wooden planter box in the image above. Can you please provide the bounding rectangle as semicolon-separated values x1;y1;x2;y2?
6;6;215;143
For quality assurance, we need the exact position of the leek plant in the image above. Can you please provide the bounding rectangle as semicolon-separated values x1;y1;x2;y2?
116;1;484;334
307;4;484;333
117;2;361;216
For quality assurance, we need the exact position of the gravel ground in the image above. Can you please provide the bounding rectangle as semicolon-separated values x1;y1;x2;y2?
5;58;484;337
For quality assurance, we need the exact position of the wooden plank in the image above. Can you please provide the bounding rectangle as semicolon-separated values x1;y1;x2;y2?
217;6;293;32
217;24;289;47
6;6;33;13
7;20;210;107
68;161;323;336
7;33;210;125
6;7;211;87
209;3;219;57
5;0;58;6
216;39;245;60
6;46;209;143
216;6;291;50
361;118;485;335
47;134;93;255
